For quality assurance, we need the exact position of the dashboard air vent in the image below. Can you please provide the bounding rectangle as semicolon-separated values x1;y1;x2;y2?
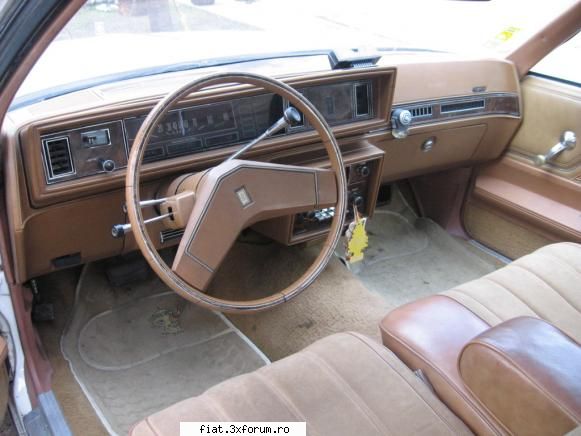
43;137;74;180
409;105;433;118
441;99;485;114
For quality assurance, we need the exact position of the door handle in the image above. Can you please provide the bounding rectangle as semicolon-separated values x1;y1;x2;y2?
534;131;576;167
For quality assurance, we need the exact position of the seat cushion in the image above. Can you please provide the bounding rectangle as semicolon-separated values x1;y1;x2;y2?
443;242;581;342
130;332;472;436
380;242;581;435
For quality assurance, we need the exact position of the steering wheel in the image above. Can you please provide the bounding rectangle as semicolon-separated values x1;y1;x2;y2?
126;72;347;313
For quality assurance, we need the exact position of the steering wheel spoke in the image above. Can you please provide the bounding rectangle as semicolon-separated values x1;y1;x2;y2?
172;159;336;290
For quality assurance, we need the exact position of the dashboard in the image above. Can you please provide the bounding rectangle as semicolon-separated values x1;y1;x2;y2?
40;80;373;184
5;57;523;283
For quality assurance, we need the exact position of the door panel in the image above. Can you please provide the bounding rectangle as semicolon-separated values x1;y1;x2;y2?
465;75;581;259
509;75;581;175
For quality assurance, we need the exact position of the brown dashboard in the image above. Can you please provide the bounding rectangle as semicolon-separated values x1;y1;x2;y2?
4;57;523;283
40;79;374;185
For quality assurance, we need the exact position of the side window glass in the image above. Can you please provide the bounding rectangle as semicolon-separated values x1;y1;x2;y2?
530;32;580;86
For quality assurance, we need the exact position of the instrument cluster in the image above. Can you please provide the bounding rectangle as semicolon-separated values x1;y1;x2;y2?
40;80;373;184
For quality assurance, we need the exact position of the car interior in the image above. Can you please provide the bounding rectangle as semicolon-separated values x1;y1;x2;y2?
0;1;580;435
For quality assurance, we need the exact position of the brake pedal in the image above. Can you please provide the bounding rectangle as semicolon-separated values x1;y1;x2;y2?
32;303;55;322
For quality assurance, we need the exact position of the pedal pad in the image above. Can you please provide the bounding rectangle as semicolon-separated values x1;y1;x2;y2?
32;303;55;322
105;255;150;287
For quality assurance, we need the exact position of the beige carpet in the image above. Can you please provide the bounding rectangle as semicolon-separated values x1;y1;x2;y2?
36;268;107;436
208;240;392;361
61;263;267;435
352;189;502;307
35;187;505;434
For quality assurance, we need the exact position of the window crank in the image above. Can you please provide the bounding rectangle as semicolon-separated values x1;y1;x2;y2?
534;131;576;167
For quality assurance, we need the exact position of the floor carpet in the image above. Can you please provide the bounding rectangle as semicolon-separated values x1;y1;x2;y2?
352;189;503;307
208;240;393;361
36;268;107;436
34;187;505;434
61;263;268;435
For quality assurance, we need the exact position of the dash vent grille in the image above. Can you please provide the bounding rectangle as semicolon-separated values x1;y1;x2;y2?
43;137;74;180
410;105;433;118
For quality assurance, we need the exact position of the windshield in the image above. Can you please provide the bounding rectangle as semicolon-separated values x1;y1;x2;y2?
16;0;576;101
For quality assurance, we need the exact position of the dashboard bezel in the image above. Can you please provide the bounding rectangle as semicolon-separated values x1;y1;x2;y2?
19;67;396;208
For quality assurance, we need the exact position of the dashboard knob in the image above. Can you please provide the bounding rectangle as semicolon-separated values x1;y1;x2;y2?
353;195;365;208
357;165;371;178
391;109;412;139
100;159;116;172
397;109;412;126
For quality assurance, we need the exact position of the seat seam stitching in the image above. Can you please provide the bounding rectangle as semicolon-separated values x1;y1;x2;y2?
302;348;391;436
253;370;323;436
541;248;581;274
380;328;500;431
347;333;472;435
510;263;581;313
540;250;581;274
443;289;504;324
482;276;543;318
365;331;500;435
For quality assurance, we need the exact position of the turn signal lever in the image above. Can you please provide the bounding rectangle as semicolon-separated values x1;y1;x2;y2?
112;198;171;238
111;213;172;238
534;131;576;167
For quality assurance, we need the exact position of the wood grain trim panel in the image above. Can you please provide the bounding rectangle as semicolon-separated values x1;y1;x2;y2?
391;93;520;126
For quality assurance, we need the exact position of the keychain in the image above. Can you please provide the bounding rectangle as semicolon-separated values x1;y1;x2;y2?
345;205;368;264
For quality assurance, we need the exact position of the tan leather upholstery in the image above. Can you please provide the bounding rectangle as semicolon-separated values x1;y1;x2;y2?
381;242;581;435
443;242;581;342
380;295;501;435
460;317;581;436
130;332;471;436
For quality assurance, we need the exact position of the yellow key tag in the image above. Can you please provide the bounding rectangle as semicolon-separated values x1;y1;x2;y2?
345;206;368;264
